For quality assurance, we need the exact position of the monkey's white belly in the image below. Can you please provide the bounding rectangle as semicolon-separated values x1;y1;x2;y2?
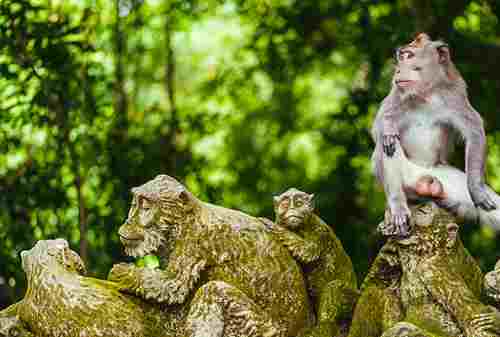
400;110;444;167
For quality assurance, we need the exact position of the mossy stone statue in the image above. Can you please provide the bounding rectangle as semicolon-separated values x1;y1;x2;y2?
108;174;314;337
348;202;500;337
0;239;177;337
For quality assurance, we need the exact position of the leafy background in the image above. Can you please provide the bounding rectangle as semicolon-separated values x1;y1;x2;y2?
1;0;500;305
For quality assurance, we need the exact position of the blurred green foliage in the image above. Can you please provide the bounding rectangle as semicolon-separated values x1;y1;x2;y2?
1;0;500;300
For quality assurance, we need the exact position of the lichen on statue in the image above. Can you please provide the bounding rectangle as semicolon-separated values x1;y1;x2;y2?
0;239;176;337
348;202;500;337
260;187;358;337
108;174;313;337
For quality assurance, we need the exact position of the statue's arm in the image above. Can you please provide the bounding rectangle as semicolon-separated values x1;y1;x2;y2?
109;244;208;305
271;225;320;264
361;240;401;289
0;302;35;337
418;257;493;336
0;302;20;318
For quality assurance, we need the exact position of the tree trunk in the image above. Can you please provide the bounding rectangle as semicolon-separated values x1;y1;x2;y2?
164;13;178;173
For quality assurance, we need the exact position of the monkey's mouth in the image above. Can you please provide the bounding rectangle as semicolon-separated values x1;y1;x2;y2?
396;80;416;88
119;235;143;247
396;235;418;246
286;215;303;222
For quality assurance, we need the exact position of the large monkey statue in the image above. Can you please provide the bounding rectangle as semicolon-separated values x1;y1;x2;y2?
372;33;500;236
348;203;500;337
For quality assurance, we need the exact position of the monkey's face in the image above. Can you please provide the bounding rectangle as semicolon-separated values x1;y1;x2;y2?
393;33;450;101
21;239;86;282
119;193;166;258
274;188;314;230
396;203;458;256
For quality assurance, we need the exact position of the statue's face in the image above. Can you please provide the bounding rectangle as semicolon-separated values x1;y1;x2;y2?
397;203;458;254
274;188;314;230
484;260;500;302
118;175;188;258
20;239;86;278
118;194;164;258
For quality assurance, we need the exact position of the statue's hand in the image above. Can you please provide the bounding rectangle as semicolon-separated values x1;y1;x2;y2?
108;263;142;294
258;217;275;230
0;317;33;337
278;231;320;264
469;308;500;335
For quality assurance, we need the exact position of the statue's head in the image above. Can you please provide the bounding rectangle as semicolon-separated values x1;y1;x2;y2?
484;260;500;303
392;203;459;255
273;188;315;230
20;239;86;281
118;175;197;258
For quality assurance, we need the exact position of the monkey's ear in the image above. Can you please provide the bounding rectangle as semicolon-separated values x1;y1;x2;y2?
446;223;459;248
495;259;500;271
394;47;401;61
307;193;315;209
273;196;281;208
179;189;195;209
436;44;451;64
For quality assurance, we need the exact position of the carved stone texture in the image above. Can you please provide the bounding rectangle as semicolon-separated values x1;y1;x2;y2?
109;174;314;337
265;188;359;337
485;260;500;304
0;239;177;337
348;202;500;337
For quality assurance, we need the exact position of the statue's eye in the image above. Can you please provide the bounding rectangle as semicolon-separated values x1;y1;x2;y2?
141;198;152;210
295;199;303;207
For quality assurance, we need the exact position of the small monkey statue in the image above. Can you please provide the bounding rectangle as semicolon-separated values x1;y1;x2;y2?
372;33;500;236
261;188;358;337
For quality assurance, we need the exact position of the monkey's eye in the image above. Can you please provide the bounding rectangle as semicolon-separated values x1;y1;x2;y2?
141;198;152;210
418;208;430;215
398;50;415;61
413;66;422;71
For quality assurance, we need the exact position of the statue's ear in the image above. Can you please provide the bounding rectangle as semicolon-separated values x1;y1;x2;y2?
307;193;315;209
178;189;195;209
446;223;459;248
273;196;281;208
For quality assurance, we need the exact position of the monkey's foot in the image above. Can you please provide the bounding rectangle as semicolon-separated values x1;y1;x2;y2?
382;207;411;237
415;175;446;199
383;134;400;157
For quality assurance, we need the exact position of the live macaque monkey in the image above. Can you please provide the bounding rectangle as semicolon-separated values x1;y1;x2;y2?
372;33;500;236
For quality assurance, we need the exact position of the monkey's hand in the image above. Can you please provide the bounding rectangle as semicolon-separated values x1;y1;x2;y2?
272;226;320;264
385;206;411;237
469;182;496;211
469;309;500;335
383;133;400;157
258;217;275;230
108;263;142;294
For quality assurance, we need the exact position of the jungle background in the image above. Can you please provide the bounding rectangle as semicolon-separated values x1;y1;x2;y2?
1;0;500;305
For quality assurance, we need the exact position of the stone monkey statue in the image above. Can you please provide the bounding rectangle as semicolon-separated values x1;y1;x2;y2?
348;202;500;337
371;33;500;236
0;239;176;337
109;175;313;337
262;188;358;337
